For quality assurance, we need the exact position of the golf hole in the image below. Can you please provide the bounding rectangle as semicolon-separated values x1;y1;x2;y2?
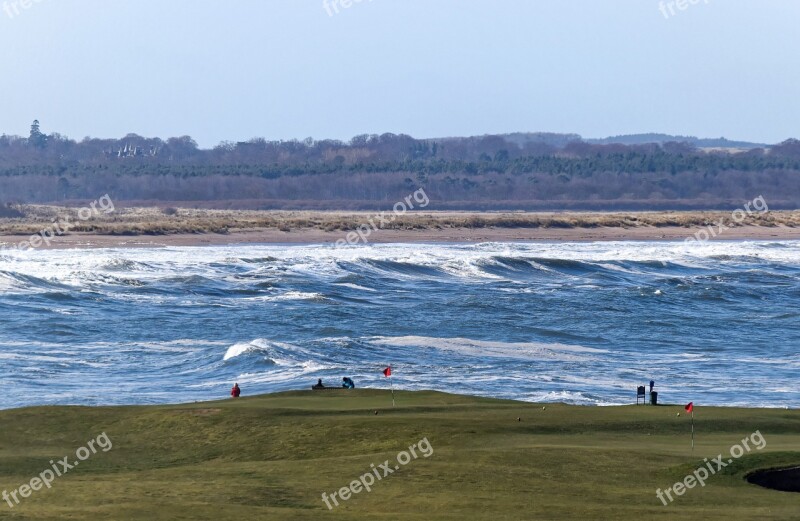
746;466;800;493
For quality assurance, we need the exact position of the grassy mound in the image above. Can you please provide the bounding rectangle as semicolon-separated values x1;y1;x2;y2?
0;390;797;520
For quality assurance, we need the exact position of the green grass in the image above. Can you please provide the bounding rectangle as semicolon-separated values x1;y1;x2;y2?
0;390;797;520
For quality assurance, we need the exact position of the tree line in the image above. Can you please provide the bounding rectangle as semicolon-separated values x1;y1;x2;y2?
1;121;799;209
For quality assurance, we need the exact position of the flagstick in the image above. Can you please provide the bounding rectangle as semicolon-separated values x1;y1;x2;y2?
691;409;695;452
390;375;395;407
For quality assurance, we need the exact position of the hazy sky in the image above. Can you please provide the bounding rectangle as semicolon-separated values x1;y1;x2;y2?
1;0;798;147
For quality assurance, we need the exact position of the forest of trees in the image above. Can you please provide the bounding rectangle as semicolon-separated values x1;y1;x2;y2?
1;121;799;210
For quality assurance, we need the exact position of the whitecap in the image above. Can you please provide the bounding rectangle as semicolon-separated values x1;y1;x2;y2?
370;336;608;361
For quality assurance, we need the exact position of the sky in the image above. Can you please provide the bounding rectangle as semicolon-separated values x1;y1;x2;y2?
0;0;798;147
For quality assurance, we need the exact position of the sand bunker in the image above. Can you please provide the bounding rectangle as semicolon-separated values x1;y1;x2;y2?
746;466;800;493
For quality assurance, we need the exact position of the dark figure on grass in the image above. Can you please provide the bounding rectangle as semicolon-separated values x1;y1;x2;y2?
231;383;241;398
312;379;325;390
342;377;355;389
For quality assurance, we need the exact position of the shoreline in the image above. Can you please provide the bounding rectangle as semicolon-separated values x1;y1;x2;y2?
1;224;800;249
1;389;792;412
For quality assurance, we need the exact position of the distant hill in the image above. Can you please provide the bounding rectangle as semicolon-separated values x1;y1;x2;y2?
435;132;768;151
584;133;767;149
491;132;583;149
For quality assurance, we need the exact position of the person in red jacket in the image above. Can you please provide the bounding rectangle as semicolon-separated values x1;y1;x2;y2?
231;383;241;398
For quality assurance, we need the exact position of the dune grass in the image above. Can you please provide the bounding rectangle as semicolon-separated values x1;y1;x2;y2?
0;390;797;520
1;206;799;237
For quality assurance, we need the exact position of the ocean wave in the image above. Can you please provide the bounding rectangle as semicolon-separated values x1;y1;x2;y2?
334;282;377;292
0;270;70;293
519;390;614;406
369;336;608;361
239;291;328;303
224;340;268;361
102;258;153;272
223;338;323;365
1;241;799;410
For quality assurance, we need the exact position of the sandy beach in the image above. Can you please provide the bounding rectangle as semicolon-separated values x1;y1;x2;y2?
1;207;799;249
1;223;799;249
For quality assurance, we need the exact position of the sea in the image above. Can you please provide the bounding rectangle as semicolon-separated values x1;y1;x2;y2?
1;240;798;410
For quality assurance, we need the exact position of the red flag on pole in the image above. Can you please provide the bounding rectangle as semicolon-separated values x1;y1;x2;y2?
383;367;395;407
685;402;694;413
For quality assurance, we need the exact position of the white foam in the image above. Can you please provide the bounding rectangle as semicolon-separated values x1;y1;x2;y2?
222;339;321;366
334;283;377;292
520;390;610;406
2;240;799;289
239;291;325;302
370;336;607;361
223;342;253;361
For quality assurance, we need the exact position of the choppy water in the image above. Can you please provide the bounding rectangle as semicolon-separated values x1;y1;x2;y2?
0;241;798;409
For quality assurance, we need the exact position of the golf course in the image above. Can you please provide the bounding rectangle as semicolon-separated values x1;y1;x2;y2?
0;390;797;520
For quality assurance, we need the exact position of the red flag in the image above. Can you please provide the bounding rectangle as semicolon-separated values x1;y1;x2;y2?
685;402;694;413
383;367;392;377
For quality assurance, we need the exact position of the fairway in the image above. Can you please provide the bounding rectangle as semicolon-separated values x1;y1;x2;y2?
0;390;797;520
